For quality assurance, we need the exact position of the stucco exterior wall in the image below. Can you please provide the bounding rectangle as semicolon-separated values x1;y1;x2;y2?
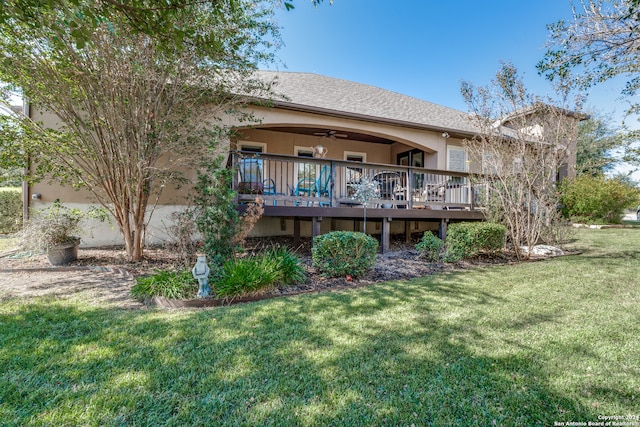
26;101;475;247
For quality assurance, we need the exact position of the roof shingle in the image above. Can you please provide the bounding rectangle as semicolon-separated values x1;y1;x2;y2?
256;70;477;135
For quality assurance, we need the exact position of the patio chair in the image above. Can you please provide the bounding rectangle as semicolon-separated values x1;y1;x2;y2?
289;177;317;206
237;158;263;194
373;171;405;208
316;165;331;206
262;178;277;206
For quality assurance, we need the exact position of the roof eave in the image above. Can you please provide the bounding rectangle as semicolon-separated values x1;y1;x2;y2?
265;99;477;139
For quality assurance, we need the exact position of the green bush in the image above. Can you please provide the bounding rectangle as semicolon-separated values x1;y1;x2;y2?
131;269;198;300
416;231;445;262
560;175;639;224
0;188;22;234
215;248;305;299
312;231;378;278
445;222;506;262
268;246;306;286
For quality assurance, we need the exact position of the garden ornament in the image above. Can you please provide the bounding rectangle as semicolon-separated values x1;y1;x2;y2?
192;254;211;298
311;144;328;158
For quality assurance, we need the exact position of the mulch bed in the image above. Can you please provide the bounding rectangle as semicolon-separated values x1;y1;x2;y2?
1;235;530;308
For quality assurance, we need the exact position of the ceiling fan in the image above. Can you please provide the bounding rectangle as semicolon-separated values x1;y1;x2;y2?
314;129;348;139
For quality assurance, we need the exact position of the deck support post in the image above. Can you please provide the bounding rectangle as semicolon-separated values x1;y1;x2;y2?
294;217;301;245
439;219;448;241
405;221;412;243
312;217;322;240
381;217;391;253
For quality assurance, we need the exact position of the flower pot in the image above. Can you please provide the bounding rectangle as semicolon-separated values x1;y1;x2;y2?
46;239;80;265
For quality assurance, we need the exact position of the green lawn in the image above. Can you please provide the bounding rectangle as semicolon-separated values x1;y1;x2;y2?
1;229;638;426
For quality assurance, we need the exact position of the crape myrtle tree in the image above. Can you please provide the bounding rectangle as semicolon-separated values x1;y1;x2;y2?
538;0;640;165
0;0;283;261
461;63;583;259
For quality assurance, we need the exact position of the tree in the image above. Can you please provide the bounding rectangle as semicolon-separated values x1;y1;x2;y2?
538;0;640;169
0;0;329;49
576;112;630;176
0;0;279;261
539;0;640;104
461;63;583;259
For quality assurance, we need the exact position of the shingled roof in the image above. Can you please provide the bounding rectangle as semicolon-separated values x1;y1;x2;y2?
255;70;478;136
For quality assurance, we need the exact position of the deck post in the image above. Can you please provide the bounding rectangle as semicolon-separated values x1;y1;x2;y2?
312;217;322;240
231;151;239;205
293;217;301;245
407;169;414;210
382;217;391;253
439;219;448;241
330;161;338;207
405;221;411;243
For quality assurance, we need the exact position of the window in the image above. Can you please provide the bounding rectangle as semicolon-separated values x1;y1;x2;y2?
238;141;266;153
344;151;366;197
293;146;317;195
513;157;523;174
344;151;366;183
447;146;467;172
237;141;266;194
482;151;498;175
295;146;315;179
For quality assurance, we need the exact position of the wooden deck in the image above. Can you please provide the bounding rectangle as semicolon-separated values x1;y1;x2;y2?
232;151;487;252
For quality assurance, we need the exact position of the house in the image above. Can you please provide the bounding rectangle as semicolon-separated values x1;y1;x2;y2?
25;71;579;252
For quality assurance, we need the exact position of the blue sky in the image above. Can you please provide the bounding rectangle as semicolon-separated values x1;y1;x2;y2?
269;0;631;125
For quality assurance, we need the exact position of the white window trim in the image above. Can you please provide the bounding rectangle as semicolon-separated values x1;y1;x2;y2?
343;151;367;198
294;145;313;157
343;151;367;162
294;146;317;191
238;141;267;153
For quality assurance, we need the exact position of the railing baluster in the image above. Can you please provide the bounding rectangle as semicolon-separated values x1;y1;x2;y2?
230;150;482;211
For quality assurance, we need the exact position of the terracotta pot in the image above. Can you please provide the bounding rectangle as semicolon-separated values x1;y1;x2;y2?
46;239;80;266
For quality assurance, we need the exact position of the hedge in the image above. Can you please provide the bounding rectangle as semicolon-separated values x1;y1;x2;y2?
560;175;639;224
446;222;506;261
0;188;22;234
312;231;378;278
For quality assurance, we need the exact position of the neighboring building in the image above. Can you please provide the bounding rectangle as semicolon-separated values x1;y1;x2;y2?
25;71;580;251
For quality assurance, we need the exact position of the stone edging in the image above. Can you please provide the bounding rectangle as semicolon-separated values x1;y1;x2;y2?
146;280;374;309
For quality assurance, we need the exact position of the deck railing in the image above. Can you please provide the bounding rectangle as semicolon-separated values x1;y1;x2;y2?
231;151;485;210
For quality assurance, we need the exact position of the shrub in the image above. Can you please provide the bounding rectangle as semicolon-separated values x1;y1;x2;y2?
131;269;198;300
445;222;506;262
312;231;378;278
268;246;306;286
20;200;109;251
416;231;445;262
215;247;305;300
164;209;199;266
560;175;639;224
0;188;22;234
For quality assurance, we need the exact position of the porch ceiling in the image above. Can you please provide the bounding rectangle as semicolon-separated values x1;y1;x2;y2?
260;126;396;145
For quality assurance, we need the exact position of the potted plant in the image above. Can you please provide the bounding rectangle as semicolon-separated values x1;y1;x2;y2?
20;200;108;265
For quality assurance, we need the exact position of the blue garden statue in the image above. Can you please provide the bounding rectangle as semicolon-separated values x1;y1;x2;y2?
192;254;211;298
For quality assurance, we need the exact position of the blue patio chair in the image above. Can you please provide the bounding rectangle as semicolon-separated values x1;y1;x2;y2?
263;178;277;206
316;165;331;206
290;177;317;206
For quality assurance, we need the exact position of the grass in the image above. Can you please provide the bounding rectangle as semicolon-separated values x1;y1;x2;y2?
0;229;639;426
